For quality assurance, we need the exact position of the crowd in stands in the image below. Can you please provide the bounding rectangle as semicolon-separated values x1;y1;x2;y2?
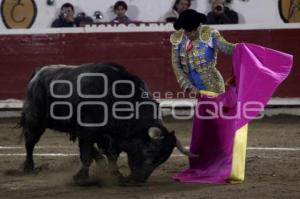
51;0;239;28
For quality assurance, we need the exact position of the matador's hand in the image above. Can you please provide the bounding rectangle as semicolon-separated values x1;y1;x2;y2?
225;75;236;90
190;86;199;97
190;86;199;94
187;86;199;97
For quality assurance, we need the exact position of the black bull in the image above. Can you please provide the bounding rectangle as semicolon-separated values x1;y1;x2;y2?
20;63;185;186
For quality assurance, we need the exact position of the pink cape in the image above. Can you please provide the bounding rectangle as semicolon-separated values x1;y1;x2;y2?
173;43;293;183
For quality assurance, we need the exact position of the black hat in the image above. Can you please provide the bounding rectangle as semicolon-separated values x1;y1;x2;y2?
174;9;207;31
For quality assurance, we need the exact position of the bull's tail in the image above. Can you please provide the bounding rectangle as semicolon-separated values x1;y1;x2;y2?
17;111;26;143
19;111;26;128
17;66;42;141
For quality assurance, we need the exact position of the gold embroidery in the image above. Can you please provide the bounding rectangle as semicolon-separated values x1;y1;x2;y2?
200;26;212;42
213;30;235;55
170;30;184;45
170;27;231;93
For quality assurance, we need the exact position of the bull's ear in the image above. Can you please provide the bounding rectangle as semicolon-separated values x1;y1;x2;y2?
170;130;175;135
148;127;164;140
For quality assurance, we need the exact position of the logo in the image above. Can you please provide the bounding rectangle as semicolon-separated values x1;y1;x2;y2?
279;0;300;23
1;0;37;29
49;73;264;127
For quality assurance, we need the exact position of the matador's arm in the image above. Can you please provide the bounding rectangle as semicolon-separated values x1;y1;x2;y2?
170;31;194;91
212;30;236;55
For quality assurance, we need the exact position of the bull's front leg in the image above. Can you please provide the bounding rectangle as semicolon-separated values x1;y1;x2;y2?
73;138;94;186
106;153;142;186
106;153;122;179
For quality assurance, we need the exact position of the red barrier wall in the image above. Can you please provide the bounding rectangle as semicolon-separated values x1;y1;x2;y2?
0;28;299;100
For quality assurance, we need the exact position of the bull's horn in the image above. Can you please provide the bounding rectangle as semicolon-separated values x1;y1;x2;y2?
176;138;200;157
175;138;189;156
148;127;164;140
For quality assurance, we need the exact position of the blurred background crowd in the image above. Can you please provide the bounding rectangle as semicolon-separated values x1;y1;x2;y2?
51;0;240;27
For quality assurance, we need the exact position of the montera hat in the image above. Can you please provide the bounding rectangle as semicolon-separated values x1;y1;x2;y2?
174;9;207;31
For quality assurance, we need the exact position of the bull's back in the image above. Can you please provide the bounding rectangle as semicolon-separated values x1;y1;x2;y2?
23;63;148;133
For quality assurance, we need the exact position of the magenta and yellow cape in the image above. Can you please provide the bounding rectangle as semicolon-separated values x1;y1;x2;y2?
173;43;293;184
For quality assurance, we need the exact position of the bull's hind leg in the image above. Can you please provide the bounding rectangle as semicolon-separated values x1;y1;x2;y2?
23;126;45;173
73;139;94;186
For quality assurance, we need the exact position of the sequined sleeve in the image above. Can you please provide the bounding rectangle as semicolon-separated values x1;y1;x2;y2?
170;31;193;91
212;30;235;55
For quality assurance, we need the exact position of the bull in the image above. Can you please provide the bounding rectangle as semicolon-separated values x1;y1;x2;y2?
20;63;188;186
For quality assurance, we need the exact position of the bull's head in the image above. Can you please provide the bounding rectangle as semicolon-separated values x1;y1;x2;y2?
121;126;186;186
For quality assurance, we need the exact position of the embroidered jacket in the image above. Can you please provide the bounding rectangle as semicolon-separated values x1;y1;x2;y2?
170;26;235;94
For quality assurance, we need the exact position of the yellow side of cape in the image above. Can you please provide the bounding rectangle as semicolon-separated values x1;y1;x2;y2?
197;90;248;183
229;124;248;183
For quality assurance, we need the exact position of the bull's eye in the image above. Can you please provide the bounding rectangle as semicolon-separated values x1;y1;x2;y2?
145;142;161;154
144;149;156;156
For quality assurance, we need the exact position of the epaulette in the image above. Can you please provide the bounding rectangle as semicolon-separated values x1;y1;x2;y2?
170;30;184;45
200;26;214;42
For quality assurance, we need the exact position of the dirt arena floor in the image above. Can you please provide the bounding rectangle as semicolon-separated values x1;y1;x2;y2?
0;115;299;199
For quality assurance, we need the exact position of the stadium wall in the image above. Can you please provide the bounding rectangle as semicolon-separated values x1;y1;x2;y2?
0;24;299;101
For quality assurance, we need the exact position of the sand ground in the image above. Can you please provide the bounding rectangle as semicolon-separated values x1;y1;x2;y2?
0;115;299;199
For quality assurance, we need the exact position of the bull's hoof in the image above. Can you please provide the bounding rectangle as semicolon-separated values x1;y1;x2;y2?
73;169;90;186
23;161;34;173
118;177;145;187
110;170;123;180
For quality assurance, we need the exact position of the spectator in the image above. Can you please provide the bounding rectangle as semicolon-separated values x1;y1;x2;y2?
51;3;93;28
75;12;93;26
164;0;191;23
111;1;131;24
206;0;239;24
51;3;76;27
